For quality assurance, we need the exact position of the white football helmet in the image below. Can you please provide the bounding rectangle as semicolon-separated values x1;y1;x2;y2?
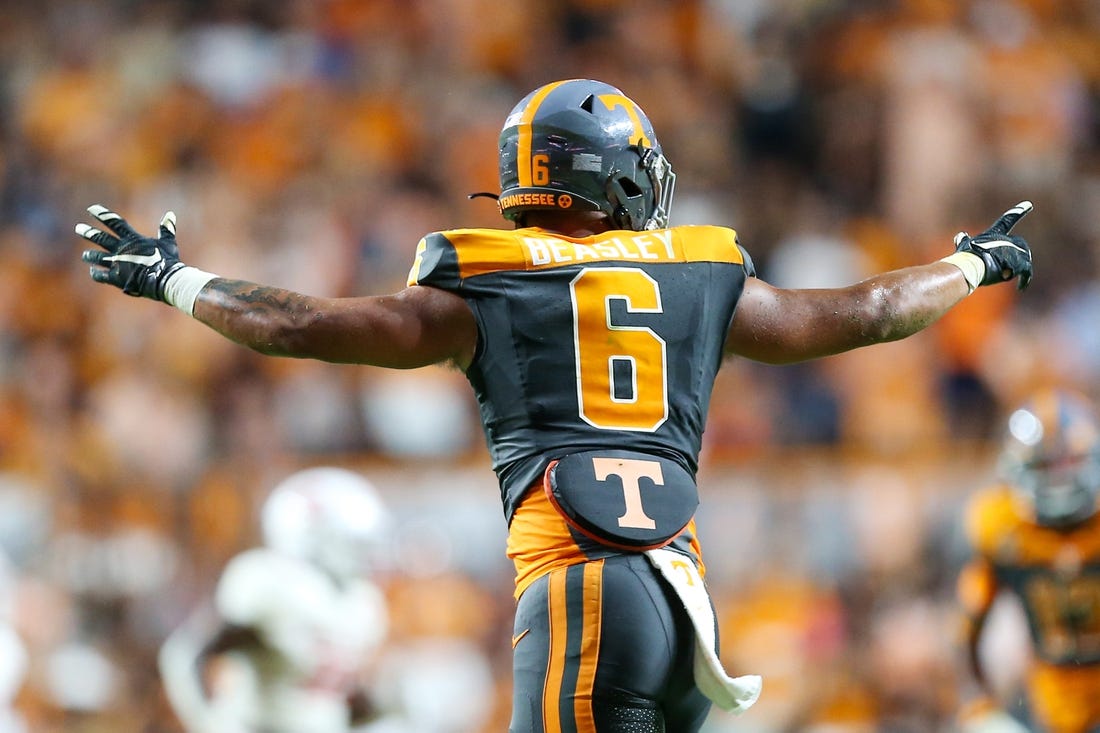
260;467;390;579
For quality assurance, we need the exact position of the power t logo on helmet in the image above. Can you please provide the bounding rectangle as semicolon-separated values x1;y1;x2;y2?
497;79;676;231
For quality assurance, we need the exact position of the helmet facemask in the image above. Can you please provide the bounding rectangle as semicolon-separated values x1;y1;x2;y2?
1011;455;1100;528
639;146;676;229
1000;392;1100;529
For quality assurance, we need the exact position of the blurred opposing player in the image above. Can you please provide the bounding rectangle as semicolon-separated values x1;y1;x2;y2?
0;551;27;733
958;389;1100;733
159;467;390;733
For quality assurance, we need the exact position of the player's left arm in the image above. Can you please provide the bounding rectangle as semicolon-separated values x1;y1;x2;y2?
77;205;477;371
726;202;1033;364
728;260;970;363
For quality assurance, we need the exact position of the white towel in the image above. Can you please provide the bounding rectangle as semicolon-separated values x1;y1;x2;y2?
645;548;762;713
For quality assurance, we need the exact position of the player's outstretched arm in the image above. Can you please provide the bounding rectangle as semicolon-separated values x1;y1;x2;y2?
157;618;221;733
191;280;476;370
725;201;1034;364
77;205;477;370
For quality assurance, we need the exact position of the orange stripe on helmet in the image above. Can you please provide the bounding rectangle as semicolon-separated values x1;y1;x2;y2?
517;80;569;188
1032;389;1060;428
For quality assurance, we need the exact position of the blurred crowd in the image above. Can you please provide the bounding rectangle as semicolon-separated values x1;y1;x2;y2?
0;0;1097;730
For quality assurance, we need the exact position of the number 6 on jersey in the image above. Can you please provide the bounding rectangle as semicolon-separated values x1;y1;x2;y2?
571;267;668;431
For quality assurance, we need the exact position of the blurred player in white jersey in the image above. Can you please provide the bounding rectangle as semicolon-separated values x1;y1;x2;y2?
159;466;391;733
0;551;26;733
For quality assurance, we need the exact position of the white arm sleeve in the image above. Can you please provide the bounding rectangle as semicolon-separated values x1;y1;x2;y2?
158;621;219;733
0;625;26;706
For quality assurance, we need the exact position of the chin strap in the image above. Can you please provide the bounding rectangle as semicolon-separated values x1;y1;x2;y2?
467;191;500;201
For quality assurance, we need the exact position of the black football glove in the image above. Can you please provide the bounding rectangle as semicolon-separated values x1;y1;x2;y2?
953;201;1034;291
78;204;185;302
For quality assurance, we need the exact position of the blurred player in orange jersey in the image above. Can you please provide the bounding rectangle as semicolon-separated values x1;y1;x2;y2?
79;79;1035;732
958;389;1100;733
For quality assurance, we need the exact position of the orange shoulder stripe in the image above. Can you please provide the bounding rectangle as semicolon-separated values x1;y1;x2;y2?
442;226;743;280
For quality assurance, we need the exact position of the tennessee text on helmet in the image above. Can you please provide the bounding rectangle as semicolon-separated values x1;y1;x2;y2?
497;79;676;231
999;389;1100;528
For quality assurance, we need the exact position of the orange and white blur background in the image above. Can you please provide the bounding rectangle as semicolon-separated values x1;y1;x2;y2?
0;0;1095;730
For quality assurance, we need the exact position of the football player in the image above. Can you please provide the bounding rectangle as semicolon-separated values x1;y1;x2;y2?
0;551;26;733
158;467;390;733
79;79;1034;732
958;389;1100;733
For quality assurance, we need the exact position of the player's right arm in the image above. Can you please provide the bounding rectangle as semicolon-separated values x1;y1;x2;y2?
952;486;1028;732
158;607;261;733
160;550;286;733
957;556;998;693
725;202;1033;364
76;205;477;371
955;487;1014;697
192;280;476;370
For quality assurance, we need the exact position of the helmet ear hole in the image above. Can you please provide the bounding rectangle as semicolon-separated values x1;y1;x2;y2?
607;176;648;230
616;177;643;197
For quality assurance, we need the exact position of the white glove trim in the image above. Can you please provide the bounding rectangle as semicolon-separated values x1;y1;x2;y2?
940;251;985;294
105;250;165;267
163;267;219;316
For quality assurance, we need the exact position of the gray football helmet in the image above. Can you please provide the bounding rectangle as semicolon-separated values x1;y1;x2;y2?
497;79;675;231
1000;389;1100;528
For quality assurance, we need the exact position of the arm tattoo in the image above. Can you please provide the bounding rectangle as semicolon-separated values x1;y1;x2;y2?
215;280;318;317
198;279;329;355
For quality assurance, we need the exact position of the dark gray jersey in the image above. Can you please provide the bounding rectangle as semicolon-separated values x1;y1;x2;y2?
408;224;752;518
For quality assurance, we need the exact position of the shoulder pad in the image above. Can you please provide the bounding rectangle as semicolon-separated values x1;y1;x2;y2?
737;243;755;278
964;485;1026;556
407;232;461;290
409;228;535;286
215;548;297;626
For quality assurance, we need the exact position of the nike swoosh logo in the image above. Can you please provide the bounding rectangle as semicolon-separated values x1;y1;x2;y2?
511;629;530;648
106;250;163;267
988;242;1028;253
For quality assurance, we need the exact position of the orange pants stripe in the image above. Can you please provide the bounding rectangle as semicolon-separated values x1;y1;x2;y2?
543;561;604;733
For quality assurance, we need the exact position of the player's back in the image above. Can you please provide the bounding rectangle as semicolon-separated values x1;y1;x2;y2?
409;224;752;515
